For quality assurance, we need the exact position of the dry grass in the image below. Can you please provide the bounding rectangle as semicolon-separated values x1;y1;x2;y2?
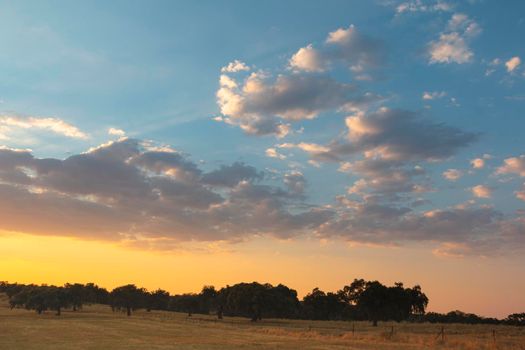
0;294;523;349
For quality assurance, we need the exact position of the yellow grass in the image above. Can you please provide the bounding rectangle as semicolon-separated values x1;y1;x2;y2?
0;294;524;349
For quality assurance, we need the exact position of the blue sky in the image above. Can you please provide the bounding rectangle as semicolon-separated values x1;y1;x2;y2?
1;1;525;270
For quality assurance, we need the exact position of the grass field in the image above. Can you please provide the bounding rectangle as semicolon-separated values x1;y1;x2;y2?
0;294;524;350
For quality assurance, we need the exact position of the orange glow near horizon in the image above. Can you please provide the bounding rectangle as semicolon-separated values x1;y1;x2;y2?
1;231;523;319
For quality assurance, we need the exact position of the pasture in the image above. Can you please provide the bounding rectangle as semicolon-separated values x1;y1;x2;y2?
0;294;523;350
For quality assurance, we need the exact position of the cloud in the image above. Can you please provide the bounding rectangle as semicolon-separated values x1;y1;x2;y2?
320;198;524;255
0;138;332;243
324;25;386;74
1;138;522;256
278;142;330;154
470;158;485;169
289;25;386;77
0;115;88;139
201;162;263;187
216;25;386;136
428;13;480;64
327;193;525;256
516;186;525;201
429;32;473;64
327;108;477;162
422;91;446;100
443;169;463;181
216;71;379;137
505;56;521;72
289;44;326;72
283;171;306;196
284;107;476;208
394;0;453;14
484;58;501;76
340;158;429;200
447;13;481;37
221;60;250;73
281;107;476;204
108;127;125;137
265;147;286;160
496;155;525;177
471;185;492;198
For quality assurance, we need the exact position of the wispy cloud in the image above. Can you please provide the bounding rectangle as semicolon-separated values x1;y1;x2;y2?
0;115;88;139
422;91;447;100
394;0;453;14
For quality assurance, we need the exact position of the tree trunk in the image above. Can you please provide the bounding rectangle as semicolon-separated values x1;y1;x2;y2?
56;307;61;316
127;307;131;316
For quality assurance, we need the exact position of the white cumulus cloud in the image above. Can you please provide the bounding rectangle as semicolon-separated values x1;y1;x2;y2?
221;60;250;73
108;128;126;137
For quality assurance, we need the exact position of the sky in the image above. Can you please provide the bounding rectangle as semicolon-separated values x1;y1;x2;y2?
0;0;524;318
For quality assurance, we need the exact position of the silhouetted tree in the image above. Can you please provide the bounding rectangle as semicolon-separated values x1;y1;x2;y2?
83;283;110;304
302;288;345;320
337;279;367;305
110;284;147;316
199;285;218;315
217;282;300;321
46;286;70;316
357;281;389;326
65;283;85;311
146;289;170;311
506;313;525;326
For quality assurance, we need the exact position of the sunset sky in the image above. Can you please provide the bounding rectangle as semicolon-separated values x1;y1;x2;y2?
1;0;524;318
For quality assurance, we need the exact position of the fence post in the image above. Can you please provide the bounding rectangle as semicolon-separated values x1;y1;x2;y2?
352;323;355;336
492;329;496;344
436;326;445;342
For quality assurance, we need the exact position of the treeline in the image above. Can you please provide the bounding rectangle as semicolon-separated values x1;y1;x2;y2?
417;311;525;326
1;280;523;326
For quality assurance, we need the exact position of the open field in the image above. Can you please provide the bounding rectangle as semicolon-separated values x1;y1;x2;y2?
0;294;524;350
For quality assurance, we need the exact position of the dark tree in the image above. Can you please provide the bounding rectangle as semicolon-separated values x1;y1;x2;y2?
168;294;200;316
199;285;218;315
302;288;345;320
83;283;110;304
217;282;300;321
337;279;366;305
46;287;70;316
146;289;170;311
110;284;147;316
64;283;85;311
506;313;525;326
356;281;390;326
